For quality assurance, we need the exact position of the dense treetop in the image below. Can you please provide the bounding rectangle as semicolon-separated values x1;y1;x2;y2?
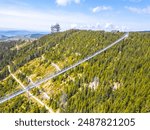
0;30;149;113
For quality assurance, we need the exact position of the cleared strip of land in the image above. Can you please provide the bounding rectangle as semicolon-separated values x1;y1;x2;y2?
0;32;129;104
7;66;54;113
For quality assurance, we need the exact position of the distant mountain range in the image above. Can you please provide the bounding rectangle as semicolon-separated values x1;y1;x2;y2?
0;30;48;41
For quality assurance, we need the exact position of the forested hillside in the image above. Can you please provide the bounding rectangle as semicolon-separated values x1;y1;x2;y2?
0;30;149;113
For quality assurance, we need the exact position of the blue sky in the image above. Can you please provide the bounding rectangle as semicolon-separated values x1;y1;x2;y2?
0;0;150;31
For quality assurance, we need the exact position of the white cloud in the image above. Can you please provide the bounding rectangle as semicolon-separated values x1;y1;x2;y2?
69;22;129;32
0;7;99;31
92;6;112;13
70;24;78;29
56;0;80;6
126;6;150;14
0;6;130;32
104;23;128;32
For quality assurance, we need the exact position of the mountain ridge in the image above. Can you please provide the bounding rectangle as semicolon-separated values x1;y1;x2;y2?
0;30;48;41
0;30;149;113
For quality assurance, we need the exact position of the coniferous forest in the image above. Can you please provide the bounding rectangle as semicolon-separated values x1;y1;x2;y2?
0;30;149;113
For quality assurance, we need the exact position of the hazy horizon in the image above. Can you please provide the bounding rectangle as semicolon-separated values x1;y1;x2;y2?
0;0;150;32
